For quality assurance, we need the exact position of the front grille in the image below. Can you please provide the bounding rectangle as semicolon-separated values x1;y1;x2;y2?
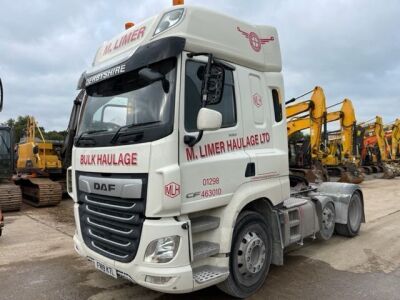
77;172;147;263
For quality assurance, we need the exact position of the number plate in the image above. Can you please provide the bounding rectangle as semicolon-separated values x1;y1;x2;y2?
94;260;117;278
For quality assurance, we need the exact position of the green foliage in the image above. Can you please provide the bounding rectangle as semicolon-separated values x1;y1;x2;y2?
3;115;65;143
289;131;308;143
5;115;29;143
44;130;67;141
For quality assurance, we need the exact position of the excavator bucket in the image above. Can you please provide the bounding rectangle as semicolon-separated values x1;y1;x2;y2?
338;172;363;184
290;160;329;183
337;163;364;184
380;163;396;179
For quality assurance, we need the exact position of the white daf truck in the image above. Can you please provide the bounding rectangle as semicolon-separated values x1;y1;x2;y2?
69;5;365;298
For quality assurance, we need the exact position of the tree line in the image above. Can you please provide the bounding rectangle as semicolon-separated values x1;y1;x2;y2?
4;116;66;143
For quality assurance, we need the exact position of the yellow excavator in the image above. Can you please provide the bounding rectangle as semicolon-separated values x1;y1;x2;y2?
321;99;364;183
13;116;63;206
390;118;400;161
286;86;329;182
287;97;363;183
361;116;395;178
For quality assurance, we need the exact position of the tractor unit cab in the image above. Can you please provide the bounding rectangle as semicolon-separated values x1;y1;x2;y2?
70;5;365;298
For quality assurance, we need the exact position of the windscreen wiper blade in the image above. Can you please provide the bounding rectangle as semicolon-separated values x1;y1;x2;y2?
110;121;160;144
75;129;108;145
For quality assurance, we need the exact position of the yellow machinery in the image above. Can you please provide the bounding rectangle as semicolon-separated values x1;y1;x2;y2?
361;116;396;178
322;99;363;183
286;86;329;182
13;116;62;207
287;98;363;183
390;118;400;160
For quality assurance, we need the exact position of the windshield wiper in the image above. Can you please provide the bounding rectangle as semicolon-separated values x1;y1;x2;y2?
75;129;108;146
110;121;160;144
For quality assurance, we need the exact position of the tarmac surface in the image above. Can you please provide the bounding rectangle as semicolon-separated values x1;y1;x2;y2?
1;177;400;299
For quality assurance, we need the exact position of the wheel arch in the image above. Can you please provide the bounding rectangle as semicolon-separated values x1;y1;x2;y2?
316;182;365;224
219;197;284;266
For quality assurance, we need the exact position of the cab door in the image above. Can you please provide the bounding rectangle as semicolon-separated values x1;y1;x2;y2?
178;55;249;214
237;70;283;204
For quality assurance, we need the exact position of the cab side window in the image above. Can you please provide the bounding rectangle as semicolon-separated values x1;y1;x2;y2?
185;60;236;132
272;89;282;122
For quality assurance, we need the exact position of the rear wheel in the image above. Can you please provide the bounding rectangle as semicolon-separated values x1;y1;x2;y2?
335;191;363;237
316;202;335;240
218;211;272;298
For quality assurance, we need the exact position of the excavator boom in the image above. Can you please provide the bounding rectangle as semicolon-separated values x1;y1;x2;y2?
391;119;400;159
286;86;327;159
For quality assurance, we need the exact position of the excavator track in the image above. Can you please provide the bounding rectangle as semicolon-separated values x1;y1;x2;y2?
0;182;22;212
20;178;62;207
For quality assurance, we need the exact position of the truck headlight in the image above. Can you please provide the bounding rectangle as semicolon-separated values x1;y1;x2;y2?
144;236;180;263
154;9;184;36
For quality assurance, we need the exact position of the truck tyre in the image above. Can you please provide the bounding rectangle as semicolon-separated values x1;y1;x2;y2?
218;211;272;298
316;202;335;240
335;191;363;237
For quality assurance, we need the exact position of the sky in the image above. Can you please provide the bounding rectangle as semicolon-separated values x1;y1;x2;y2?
0;0;399;131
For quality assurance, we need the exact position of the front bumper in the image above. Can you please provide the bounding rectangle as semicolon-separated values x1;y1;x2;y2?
74;214;195;293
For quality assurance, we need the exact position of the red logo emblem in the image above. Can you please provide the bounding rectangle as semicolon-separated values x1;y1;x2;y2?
252;93;262;107
165;182;180;198
237;27;274;52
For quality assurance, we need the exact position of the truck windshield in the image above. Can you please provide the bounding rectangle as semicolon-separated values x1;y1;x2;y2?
77;58;176;147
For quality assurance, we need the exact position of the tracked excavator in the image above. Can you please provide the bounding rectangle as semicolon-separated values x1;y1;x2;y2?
360;116;395;178
286;86;329;183
287;98;363;183
321;99;364;183
13;116;63;206
0;78;22;212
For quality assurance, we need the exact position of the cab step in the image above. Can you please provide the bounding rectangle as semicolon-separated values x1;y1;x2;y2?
193;265;229;284
284;197;308;208
191;216;220;234
193;241;220;261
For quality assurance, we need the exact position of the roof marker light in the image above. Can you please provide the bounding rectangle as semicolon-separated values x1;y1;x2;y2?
173;0;184;5
125;22;135;30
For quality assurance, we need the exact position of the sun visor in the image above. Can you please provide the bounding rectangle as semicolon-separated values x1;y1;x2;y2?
84;37;185;87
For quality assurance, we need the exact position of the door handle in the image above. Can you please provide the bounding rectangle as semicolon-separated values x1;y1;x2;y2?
245;162;255;177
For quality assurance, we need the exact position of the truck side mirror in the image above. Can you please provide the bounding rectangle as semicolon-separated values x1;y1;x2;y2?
197;108;222;131
0;78;3;112
202;64;224;105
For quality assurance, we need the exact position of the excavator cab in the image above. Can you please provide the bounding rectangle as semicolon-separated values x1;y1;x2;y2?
0;80;22;212
0;127;14;180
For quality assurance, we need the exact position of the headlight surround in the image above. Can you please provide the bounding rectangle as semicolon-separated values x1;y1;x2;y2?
154;9;185;36
144;235;180;263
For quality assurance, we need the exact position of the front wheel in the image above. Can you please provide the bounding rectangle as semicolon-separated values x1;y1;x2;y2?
335;191;363;237
218;211;272;298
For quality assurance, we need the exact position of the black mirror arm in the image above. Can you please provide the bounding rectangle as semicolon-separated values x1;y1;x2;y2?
184;131;203;147
0;78;3;112
184;54;214;148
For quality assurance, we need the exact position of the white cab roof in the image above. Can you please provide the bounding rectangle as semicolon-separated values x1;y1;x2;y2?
90;6;281;74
